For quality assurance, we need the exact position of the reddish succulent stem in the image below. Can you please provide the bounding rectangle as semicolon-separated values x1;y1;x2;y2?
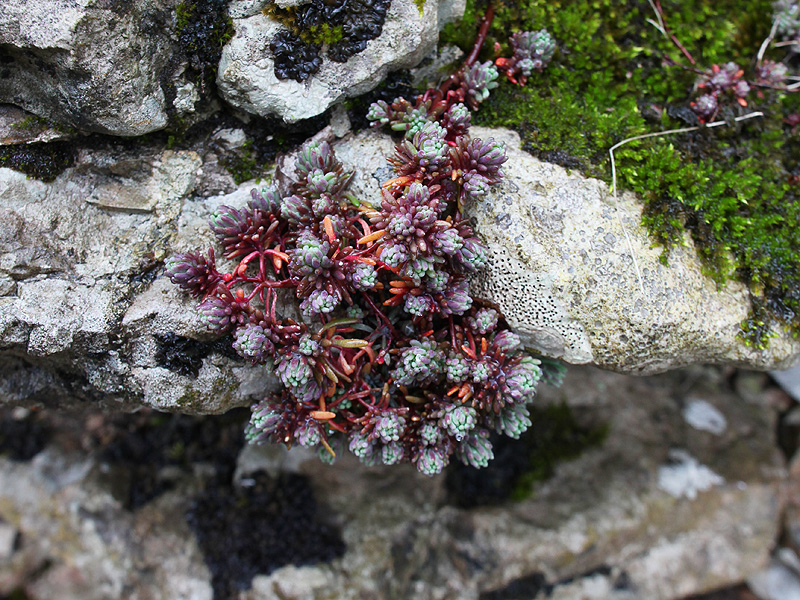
439;3;496;97
654;0;696;66
464;3;495;69
361;291;398;336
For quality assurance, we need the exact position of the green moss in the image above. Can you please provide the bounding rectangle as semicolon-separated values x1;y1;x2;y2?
413;0;427;16
221;140;272;185
510;402;608;501
11;115;51;132
10;114;76;136
443;0;800;346
263;3;345;46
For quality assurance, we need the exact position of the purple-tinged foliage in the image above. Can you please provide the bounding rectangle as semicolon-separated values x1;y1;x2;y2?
511;30;556;76
165;250;222;298
461;61;499;107
233;324;274;363
457;429;494;468
689;61;767;122
415;445;450;475
775;0;800;47
167;21;566;476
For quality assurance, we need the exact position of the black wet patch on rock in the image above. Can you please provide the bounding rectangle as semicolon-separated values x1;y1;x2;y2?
479;571;549;600
0;141;74;182
155;333;241;378
98;410;247;510
271;30;322;83
268;0;391;82
187;471;345;600
445;403;607;508
480;565;614;600
0;409;51;461
175;0;233;90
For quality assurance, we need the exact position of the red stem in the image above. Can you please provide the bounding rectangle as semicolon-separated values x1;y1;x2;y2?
439;3;496;97
654;0;696;66
464;3;495;69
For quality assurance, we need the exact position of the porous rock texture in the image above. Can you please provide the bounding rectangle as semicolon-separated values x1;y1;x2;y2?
0;0;181;137
341;127;800;374
0;365;788;599
0;140;277;413
1;124;799;413
217;0;465;122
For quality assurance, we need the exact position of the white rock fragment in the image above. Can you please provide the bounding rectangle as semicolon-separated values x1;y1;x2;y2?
657;449;725;500
683;399;728;435
748;548;800;600
772;365;800;402
217;0;456;122
173;83;200;115
0;521;18;560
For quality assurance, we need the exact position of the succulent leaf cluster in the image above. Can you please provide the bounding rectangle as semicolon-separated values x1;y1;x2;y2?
690;62;752;122
168;27;564;475
496;29;557;85
688;2;798;125
775;1;800;49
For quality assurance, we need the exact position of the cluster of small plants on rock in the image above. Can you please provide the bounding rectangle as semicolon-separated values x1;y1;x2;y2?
167;8;563;474
644;0;798;123
456;0;800;347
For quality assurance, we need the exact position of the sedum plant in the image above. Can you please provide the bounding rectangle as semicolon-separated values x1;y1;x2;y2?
167;8;562;475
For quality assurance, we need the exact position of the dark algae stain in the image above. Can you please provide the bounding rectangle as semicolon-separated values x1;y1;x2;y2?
98;410;247;510
187;471;345;600
0;142;74;182
155;333;241;378
445;402;607;507
175;0;233;90
264;0;391;81
442;0;800;347
0;409;51;462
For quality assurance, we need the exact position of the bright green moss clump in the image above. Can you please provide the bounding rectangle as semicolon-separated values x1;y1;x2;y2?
442;0;800;347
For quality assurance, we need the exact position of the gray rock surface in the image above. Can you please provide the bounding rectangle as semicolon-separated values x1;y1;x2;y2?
0;106;73;146
0;365;786;599
339;127;800;375
0;143;274;412
0;0;182;136
217;0;459;122
1;126;799;413
748;548;800;600
773;365;800;403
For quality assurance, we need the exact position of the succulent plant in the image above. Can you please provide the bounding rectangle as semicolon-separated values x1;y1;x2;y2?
167;21;566;476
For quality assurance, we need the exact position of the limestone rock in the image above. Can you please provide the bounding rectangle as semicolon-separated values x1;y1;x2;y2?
2;124;799;414
217;0;458;122
0;0;179;136
466;126;800;373
335;127;800;374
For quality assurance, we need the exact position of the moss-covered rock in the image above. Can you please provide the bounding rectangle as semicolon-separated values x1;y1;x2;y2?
443;0;800;348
